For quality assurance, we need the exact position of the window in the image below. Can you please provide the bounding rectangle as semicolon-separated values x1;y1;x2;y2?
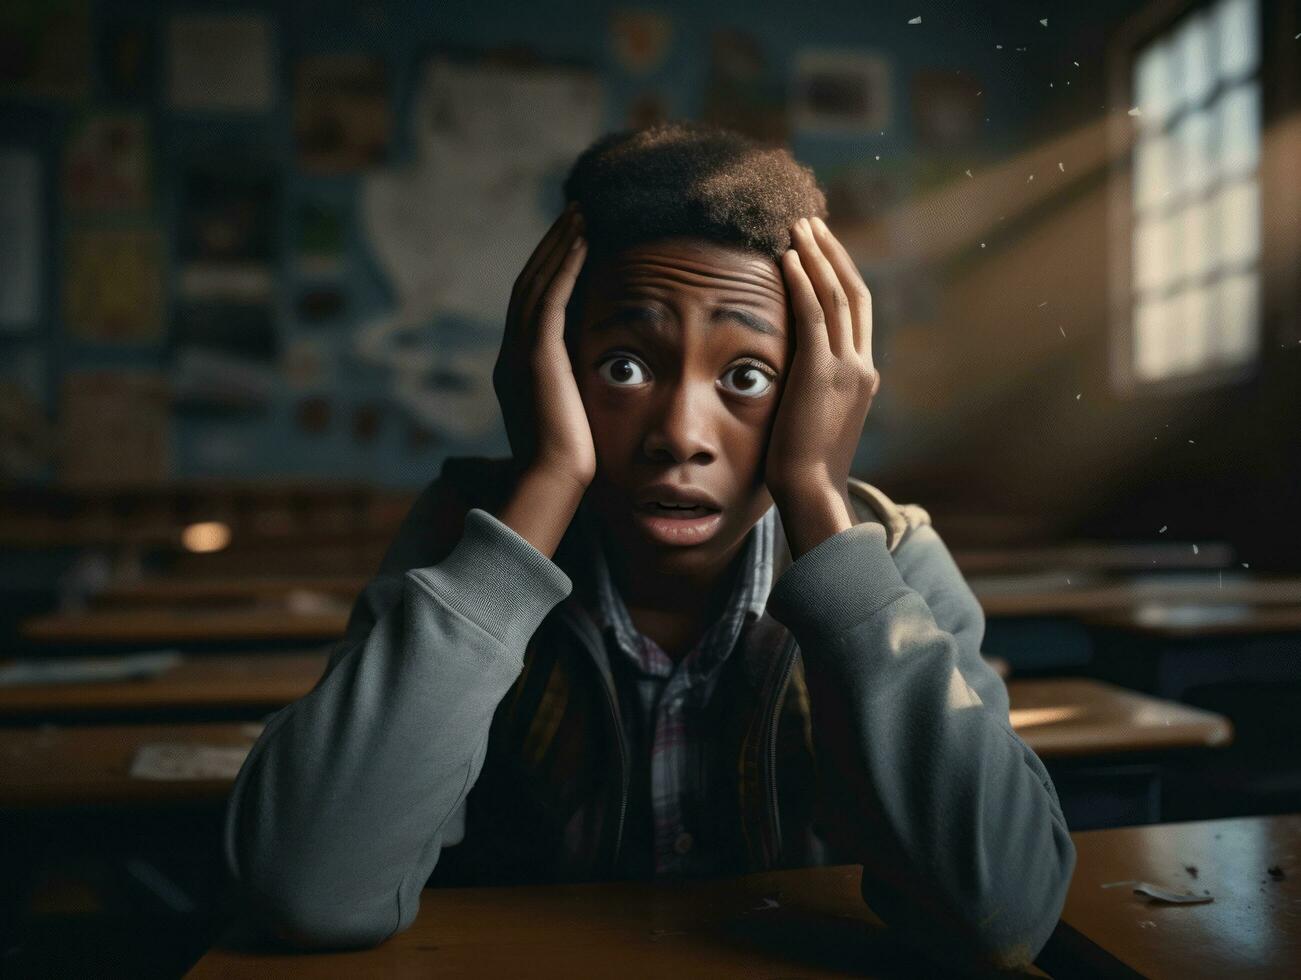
1114;0;1262;390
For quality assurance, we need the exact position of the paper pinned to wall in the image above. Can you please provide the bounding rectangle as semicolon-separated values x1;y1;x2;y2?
357;56;604;440
167;12;275;111
0;150;42;329
64;228;164;341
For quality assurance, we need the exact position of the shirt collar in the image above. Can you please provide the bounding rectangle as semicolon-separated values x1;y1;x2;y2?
578;497;776;669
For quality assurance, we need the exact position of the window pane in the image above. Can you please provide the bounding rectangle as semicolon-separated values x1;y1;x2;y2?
1213;179;1261;267
1215;82;1261;180
1179;200;1213;282
1174;284;1213;373
1215;0;1259;83
1214;270;1260;363
1134;133;1174;214
1135;295;1175;380
1134;41;1175;129
1134;214;1178;293
1174;109;1214;199
1173;13;1214;107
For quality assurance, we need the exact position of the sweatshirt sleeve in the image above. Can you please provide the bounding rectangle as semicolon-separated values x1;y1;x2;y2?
223;504;572;950
766;518;1075;972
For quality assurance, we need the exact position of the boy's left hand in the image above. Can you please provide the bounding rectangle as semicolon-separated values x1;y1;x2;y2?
767;216;881;557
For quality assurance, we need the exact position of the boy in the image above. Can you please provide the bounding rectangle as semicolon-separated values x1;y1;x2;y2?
225;122;1075;973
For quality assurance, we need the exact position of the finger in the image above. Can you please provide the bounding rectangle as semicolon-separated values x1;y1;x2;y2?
508;205;579;342
780;247;829;360
791;218;852;357
519;202;578;289
811;216;873;363
535;232;588;355
520;210;584;344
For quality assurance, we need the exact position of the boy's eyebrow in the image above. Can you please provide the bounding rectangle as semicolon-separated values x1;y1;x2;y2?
591;305;782;339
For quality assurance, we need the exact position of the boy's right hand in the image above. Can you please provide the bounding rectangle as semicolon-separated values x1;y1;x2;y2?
493;202;594;496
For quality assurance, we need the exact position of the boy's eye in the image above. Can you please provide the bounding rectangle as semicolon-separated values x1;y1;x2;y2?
719;364;775;398
597;355;651;386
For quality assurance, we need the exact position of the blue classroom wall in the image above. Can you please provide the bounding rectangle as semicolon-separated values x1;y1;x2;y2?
2;0;1095;488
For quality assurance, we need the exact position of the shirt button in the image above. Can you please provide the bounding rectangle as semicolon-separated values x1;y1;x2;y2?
673;831;694;855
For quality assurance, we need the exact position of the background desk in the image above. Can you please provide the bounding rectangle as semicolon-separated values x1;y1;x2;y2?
0;722;261;808
19;608;349;647
0;652;329;721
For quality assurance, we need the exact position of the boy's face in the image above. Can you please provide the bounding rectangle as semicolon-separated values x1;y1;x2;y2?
570;236;792;577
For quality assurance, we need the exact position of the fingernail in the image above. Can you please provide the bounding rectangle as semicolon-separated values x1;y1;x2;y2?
571;234;585;250
800;217;811;233
813;216;827;233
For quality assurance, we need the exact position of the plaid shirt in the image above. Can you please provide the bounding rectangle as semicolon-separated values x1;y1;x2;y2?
578;500;777;878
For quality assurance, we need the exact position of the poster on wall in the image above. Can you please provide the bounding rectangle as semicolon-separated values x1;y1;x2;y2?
609;10;674;75
177;157;277;301
100;11;155;100
64;228;164;342
791;49;892;135
171;301;279;412
701;29;789;145
0;149;42;330
912;69;984;154
294;55;390;173
63;113;152;213
167;12;275;111
0;346;52;480
357;55;604;442
60;371;171;486
0;0;91;100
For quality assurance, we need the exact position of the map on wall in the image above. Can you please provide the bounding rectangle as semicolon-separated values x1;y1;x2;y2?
358;55;604;441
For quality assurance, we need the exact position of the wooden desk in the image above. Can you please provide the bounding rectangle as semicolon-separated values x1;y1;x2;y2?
20;608;349;645
0;652;328;719
95;576;366;608
185;863;1044;979
970;574;1301;619
1047;814;1301;978
1083;603;1301;638
186;815;1301;978
1006;678;1233;758
0;722;261;808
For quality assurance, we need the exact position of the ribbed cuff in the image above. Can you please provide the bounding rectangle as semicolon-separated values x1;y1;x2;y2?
766;519;912;646
407;507;573;651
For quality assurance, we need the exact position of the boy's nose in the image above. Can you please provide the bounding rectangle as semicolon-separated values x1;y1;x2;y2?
641;381;717;465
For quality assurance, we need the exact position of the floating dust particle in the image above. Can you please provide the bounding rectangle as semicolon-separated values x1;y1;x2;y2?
1129;107;1142;116
1059;326;1066;336
909;15;921;24
965;169;973;177
1193;544;1200;554
1040;18;1048;26
1159;525;1168;533
1059;162;1065;171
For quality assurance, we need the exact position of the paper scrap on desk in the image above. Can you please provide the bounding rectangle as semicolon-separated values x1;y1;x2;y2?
0;650;183;686
130;743;252;781
1132;882;1214;904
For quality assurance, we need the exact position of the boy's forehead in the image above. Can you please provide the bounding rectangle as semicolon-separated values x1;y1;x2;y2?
591;239;787;309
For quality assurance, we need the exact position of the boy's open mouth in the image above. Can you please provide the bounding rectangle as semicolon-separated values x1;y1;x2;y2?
636;501;721;519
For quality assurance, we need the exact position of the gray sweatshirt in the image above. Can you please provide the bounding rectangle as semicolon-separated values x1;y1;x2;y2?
224;462;1076;971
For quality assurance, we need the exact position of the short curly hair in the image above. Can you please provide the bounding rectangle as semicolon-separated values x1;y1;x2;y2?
559;121;828;334
561;120;829;267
